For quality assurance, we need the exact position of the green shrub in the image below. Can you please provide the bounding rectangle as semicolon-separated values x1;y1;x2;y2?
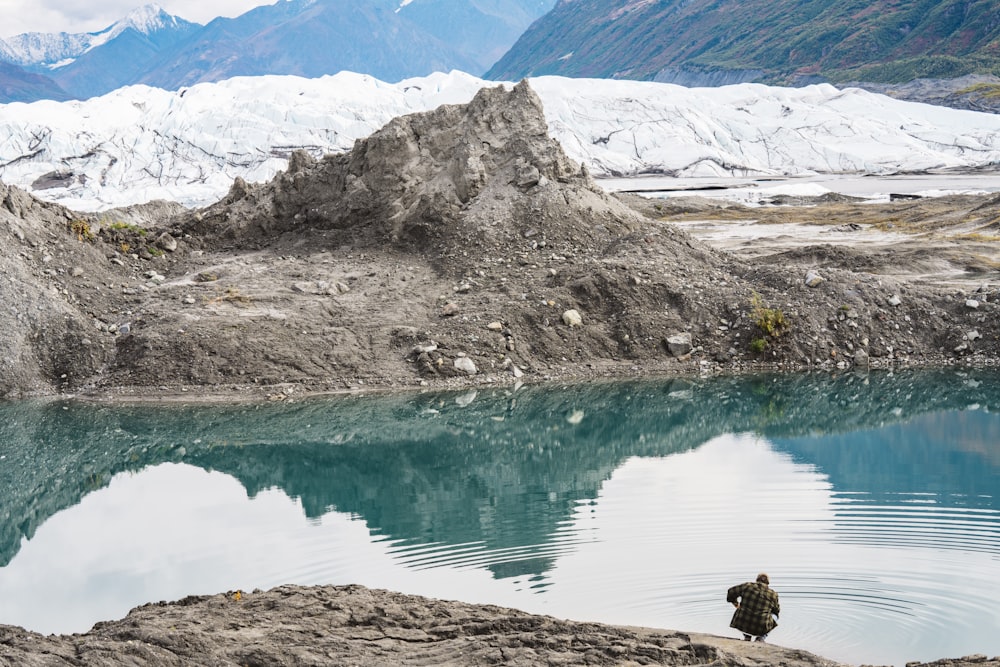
70;220;94;242
751;292;788;338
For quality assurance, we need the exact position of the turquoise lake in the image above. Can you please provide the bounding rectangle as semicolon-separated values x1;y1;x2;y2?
1;369;998;666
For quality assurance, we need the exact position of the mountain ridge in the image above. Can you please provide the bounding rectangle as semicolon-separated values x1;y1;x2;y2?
486;0;1000;86
0;0;555;102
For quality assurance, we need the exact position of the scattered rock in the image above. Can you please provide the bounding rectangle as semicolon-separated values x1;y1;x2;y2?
888;294;902;307
71;267;84;277
804;270;825;287
155;232;178;252
335;282;350;294
487;321;504;331
966;299;980;309
665;332;693;358
853;348;870;367
411;341;438;356
562;309;583;327
440;302;460;317
454;357;478;376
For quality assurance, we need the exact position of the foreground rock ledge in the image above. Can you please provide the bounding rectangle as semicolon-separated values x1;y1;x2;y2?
0;585;995;667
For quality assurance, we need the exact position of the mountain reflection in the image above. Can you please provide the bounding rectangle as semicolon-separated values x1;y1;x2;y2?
1;369;998;576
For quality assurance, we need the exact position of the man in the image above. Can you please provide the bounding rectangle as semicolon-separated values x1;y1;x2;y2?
727;573;780;643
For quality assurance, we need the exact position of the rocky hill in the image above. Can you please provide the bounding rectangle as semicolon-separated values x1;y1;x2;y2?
486;0;1000;88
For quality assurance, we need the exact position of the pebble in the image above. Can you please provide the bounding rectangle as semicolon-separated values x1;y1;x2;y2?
888;294;902;307
156;232;178;252
440;302;460;317
965;299;980;309
411;342;438;355
562;309;583;327
665;332;693;358
804;270;824;288
454;357;477;376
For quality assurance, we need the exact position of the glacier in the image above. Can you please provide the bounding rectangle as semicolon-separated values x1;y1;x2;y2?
1;70;1000;211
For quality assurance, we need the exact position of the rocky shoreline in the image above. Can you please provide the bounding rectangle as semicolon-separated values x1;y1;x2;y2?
0;585;995;667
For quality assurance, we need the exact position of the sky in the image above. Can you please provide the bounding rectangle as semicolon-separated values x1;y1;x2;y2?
0;0;270;38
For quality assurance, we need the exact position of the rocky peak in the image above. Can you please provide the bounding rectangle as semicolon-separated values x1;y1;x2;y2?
194;81;645;265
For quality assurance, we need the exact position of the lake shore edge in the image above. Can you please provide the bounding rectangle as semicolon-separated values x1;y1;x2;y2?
1;584;995;667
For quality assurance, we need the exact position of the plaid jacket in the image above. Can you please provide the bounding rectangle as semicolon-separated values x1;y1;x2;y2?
727;581;780;637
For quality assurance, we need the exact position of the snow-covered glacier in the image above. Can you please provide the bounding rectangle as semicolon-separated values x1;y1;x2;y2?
2;70;1000;211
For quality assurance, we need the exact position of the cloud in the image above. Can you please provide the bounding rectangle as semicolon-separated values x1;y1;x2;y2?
0;0;270;37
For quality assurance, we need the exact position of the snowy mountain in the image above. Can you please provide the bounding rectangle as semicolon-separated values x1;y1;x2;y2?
3;4;199;68
2;4;201;100
3;72;1000;211
0;0;555;102
137;0;479;89
137;0;556;90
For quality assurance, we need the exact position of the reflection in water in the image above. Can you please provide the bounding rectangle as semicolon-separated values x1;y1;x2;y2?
0;369;998;665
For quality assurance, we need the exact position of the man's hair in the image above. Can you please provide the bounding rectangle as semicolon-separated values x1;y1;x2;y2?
756;573;769;584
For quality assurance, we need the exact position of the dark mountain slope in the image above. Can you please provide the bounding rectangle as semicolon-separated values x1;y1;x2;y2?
398;0;556;72
486;0;1000;85
50;21;201;99
140;0;479;87
0;61;69;103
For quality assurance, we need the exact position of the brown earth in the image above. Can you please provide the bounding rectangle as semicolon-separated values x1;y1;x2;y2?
1;81;999;666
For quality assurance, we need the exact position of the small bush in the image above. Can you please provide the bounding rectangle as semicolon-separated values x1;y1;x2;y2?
70;219;94;242
751;293;788;338
750;338;768;353
106;221;148;236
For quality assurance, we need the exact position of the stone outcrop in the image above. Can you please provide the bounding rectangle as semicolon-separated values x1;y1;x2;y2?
187;80;654;275
0;584;844;666
0;584;994;666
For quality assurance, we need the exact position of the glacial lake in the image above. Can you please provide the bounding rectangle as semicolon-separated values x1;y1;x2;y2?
1;369;998;666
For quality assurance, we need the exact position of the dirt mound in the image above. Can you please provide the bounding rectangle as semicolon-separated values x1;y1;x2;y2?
0;184;115;397
188;81;652;275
